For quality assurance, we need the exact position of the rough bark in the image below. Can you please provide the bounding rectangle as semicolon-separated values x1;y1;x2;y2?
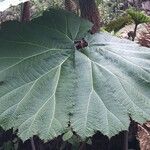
137;122;150;150
65;0;78;13
79;0;102;34
21;1;30;22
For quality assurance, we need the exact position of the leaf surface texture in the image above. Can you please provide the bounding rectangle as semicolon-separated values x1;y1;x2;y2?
0;9;150;141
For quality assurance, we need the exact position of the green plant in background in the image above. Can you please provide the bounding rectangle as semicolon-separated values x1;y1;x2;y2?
104;8;150;40
127;9;150;25
104;14;132;33
98;2;110;24
97;0;129;23
127;9;150;41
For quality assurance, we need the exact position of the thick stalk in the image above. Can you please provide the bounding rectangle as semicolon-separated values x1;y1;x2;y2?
79;0;102;34
30;137;36;150
109;131;128;150
132;23;138;41
79;138;89;150
123;131;129;150
128;121;140;149
21;1;30;22
79;142;86;150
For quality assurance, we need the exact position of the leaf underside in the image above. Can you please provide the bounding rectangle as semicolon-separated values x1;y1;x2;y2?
0;9;150;141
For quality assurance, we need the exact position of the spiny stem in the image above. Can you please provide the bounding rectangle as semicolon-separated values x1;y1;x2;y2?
30;137;36;150
123;131;128;150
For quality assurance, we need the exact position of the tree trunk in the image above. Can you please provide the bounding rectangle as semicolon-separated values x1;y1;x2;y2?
79;0;102;34
132;23;138;41
21;1;30;22
65;0;78;13
137;122;150;150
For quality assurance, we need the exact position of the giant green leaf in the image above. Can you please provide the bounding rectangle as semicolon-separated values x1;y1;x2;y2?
0;9;150;141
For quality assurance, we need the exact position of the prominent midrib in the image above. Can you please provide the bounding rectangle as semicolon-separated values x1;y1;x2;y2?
102;46;149;75
80;60;93;135
0;56;69;105
0;48;69;74
0;57;23;60
79;51;149;128
17;59;63;138
90;57;150;119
